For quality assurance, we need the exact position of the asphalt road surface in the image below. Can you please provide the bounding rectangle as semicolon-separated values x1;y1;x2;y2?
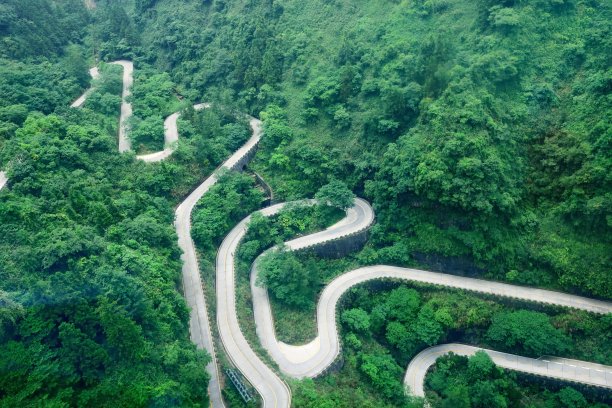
176;116;263;408
111;60;133;153
404;344;612;397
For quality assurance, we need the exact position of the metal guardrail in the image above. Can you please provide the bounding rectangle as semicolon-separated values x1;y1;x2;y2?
226;368;253;403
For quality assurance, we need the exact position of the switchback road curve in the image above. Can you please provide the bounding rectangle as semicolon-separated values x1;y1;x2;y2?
70;61;256;407
71;61;132;152
70;60;206;162
405;344;612;397
216;199;612;407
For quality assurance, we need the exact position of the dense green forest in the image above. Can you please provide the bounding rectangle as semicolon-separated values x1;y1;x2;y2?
0;0;610;407
134;0;611;298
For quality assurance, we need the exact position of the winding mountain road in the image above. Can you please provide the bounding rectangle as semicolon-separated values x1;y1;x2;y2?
56;60;612;407
214;199;612;407
176;116;262;408
70;62;238;407
405;344;612;397
70;61;133;152
70;60;196;162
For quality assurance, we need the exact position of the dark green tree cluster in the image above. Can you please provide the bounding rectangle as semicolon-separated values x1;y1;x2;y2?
175;104;252;171
191;170;265;252
83;64;124;118
0;0;92;161
89;0;138;61
0;111;210;406
256;248;318;309
315;179;355;211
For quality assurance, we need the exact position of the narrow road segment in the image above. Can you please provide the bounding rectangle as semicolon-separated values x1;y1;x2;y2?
0;171;7;191
177;116;262;408
404;344;612;397
111;60;133;153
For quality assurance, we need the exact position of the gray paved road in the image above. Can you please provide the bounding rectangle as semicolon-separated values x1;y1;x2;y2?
217;204;292;408
70;61;132;153
177;116;263;408
404;344;612;397
110;60;133;153
0;171;7;191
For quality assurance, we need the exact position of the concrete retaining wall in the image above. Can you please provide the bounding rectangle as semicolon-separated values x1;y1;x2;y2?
229;143;259;172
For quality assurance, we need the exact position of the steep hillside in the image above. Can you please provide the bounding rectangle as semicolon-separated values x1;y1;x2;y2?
136;0;611;297
0;0;609;407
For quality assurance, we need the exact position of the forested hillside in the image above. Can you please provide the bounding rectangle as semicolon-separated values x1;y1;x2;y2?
134;0;611;298
0;0;610;407
0;1;213;405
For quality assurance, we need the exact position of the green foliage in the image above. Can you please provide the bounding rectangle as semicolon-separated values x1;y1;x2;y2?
256;248;318;309
91;1;138;61
0;101;213;406
64;45;91;88
556;387;588;408
0;0;88;59
486;310;570;356
414;304;444;346
341;308;370;333
315;179;356;210
176;105;252;172
191;171;264;252
131;115;165;151
85;78;123;118
0;60;83;115
358;352;405;401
